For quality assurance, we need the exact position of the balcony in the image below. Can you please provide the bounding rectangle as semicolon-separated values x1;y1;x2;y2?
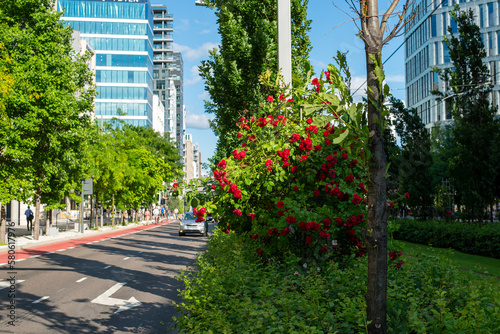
153;13;173;19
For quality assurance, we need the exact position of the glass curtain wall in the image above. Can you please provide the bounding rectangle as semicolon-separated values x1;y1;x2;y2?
58;0;154;127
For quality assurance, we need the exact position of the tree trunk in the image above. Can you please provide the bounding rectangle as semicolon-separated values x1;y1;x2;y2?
34;189;42;240
0;203;6;244
45;209;52;236
362;51;388;334
90;195;93;229
111;193;115;227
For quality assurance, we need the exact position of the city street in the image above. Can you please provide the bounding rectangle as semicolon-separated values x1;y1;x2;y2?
0;222;210;333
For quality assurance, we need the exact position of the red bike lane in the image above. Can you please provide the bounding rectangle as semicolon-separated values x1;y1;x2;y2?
1;220;174;265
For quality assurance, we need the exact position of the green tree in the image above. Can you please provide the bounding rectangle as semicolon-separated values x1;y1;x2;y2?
391;98;434;219
0;0;95;239
199;0;312;164
433;6;500;221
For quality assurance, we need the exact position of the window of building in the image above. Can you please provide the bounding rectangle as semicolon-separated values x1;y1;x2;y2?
443;43;450;63
488;2;495;26
442;0;448;7
490;61;497;83
450;17;458;33
431;15;437;37
489;32;495;56
435;42;440;65
480;4;485;28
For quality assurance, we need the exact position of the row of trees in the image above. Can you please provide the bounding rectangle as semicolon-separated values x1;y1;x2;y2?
385;8;500;222
0;0;182;242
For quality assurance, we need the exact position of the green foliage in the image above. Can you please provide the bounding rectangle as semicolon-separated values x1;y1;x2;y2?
393;218;500;259
0;0;96;240
199;0;312;164
87;122;182;212
390;98;434;219
191;56;370;266
432;7;500;221
175;229;500;333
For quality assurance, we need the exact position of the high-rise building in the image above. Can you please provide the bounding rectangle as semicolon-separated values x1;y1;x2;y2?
57;0;154;127
151;4;184;152
405;0;500;128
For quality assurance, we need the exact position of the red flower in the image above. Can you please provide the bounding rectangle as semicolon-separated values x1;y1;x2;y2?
251;233;258;239
305;236;312;244
320;246;328;253
301;155;308;161
281;227;291;235
218;159;227;169
405;192;410;199
266;95;274;103
306;118;313;124
247;213;256;219
345;174;354;183
291;166;298;173
324;130;330;137
311;78;319;86
276;201;284;208
299;221;308;231
233;208;242;216
314;145;322;151
198;207;207;215
286;216;297;224
211;184;216;190
293;185;299;191
257;249;263;255
237;132;243;138
341;152;349;160
352;194;363;205
323;218;331;227
195;216;205;222
325;71;331;82
320;230;330;239
172;182;179;189
287;98;294;103
325;138;331;145
313;190;320;197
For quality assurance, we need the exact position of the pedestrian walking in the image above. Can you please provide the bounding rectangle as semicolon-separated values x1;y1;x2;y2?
153;206;159;224
145;208;151;224
25;206;34;231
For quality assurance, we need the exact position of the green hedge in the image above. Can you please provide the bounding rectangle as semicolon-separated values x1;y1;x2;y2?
393;219;500;259
174;228;500;333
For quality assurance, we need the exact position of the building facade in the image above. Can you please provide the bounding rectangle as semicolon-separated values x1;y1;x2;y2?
151;4;185;151
405;0;500;128
57;0;155;128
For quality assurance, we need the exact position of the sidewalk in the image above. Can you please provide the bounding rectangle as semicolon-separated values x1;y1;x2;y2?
0;218;178;254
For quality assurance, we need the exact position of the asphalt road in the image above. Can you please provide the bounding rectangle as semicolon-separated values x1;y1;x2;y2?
0;222;211;333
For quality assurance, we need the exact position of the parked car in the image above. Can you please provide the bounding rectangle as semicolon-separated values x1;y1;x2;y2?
178;212;207;236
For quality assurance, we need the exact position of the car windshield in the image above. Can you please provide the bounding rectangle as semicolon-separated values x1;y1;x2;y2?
183;213;195;220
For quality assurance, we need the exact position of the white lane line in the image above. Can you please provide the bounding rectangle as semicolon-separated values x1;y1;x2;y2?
32;296;50;304
123;257;130;260
138;251;144;254
56;249;66;252
104;265;112;269
17;259;26;262
0;280;25;290
76;277;87;283
67;247;76;249
32;255;41;258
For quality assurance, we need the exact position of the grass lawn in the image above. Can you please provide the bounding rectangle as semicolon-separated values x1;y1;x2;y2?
400;240;500;278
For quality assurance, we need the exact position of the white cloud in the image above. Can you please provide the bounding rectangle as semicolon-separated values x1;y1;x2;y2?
200;29;211;34
186;113;214;129
177;19;190;31
198;91;210;100
173;42;219;61
311;58;327;71
185;66;202;86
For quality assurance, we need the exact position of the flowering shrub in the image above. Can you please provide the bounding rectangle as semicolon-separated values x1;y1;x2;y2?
195;55;370;265
194;66;361;264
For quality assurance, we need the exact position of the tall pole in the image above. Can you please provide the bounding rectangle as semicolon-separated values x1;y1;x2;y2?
80;188;84;233
277;0;292;89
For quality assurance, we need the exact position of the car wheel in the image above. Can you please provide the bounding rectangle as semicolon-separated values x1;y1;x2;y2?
178;232;184;236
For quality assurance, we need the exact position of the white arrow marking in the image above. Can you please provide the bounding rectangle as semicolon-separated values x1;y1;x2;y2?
91;282;141;313
33;296;49;304
76;277;87;283
0;280;25;290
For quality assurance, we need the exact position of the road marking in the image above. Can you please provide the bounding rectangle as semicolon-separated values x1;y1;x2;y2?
104;265;112;269
0;280;25;290
151;246;156;249
91;282;141;313
138;251;143;254
76;277;87;283
123;257;130;260
68;247;75;249
17;259;26;262
57;249;66;252
32;255;41;258
33;296;49;304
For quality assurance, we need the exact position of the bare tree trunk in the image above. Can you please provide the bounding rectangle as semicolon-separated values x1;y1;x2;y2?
111;193;115;227
361;51;389;334
34;189;41;240
45;209;52;236
0;203;6;244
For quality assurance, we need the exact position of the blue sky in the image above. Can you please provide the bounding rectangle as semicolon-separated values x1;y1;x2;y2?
152;0;407;171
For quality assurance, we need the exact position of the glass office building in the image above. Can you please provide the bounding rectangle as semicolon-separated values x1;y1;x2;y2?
405;0;500;128
57;0;154;127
